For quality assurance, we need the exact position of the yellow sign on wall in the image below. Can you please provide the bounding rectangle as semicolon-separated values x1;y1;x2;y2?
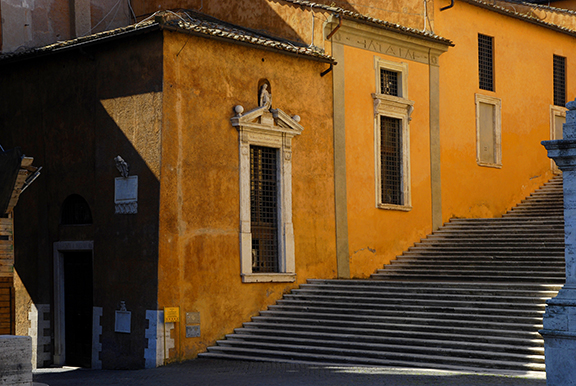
164;307;180;323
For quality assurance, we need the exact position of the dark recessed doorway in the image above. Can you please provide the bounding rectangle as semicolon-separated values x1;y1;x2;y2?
63;250;93;368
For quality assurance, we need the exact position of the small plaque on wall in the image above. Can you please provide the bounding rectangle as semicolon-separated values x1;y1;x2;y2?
115;311;131;333
186;325;200;338
115;176;138;214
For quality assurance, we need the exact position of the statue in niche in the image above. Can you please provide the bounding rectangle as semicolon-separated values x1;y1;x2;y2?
114;155;129;178
259;84;272;109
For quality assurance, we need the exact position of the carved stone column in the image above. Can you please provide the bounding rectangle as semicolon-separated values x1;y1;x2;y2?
541;99;576;385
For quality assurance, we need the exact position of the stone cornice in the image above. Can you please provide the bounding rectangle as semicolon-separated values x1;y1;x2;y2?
324;16;450;66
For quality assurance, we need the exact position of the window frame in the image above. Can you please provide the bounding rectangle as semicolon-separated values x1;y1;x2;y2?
550;104;567;172
373;57;413;211
478;33;495;92
475;93;502;168
553;54;566;107
232;105;302;283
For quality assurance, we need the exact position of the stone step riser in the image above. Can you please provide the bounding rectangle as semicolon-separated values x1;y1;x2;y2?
203;346;546;372
241;322;543;343
214;340;545;364
265;307;543;324
233;328;545;350
283;296;548;310
225;336;544;358
202;176;565;373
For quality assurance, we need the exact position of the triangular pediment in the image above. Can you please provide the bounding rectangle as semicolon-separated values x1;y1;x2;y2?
231;105;304;137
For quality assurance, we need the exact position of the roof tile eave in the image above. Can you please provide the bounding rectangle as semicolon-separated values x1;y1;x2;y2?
279;0;454;46
460;0;576;37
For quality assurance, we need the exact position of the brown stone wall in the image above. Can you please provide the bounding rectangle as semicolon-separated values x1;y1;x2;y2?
0;31;163;369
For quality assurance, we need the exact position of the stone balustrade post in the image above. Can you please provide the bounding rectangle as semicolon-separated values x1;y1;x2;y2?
541;99;576;385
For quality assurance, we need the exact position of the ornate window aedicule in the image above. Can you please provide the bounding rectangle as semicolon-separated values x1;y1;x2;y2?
231;84;303;283
373;57;413;211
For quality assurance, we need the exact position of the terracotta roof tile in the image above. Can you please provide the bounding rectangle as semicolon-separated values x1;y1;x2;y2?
0;11;335;63
280;0;454;46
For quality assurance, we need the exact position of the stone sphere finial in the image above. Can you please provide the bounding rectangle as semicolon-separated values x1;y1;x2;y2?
234;105;244;117
292;115;301;123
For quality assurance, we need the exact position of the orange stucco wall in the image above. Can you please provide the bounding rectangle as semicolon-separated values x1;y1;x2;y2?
341;46;434;278
435;1;575;221
158;30;336;361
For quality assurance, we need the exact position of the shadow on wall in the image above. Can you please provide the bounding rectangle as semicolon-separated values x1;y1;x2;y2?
0;31;163;369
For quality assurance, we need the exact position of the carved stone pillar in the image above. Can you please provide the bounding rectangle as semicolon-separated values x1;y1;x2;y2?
541;99;576;385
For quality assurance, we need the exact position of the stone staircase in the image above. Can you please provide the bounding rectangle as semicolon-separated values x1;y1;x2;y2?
200;175;565;373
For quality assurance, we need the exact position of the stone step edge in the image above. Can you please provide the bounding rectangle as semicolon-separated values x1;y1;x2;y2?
197;352;547;377
234;327;545;348
202;345;545;371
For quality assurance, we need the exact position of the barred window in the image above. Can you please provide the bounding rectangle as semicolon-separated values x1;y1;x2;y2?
61;194;92;225
478;34;494;92
380;69;400;97
554;55;566;107
250;146;278;273
380;116;403;206
373;57;412;211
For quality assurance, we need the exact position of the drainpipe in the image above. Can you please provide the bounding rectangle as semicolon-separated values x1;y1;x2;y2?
326;13;342;40
440;0;454;11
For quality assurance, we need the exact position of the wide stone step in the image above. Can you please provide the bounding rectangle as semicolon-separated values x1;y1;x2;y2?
241;320;544;344
424;235;565;242
202;344;545;372
214;337;545;364
371;275;565;284
223;334;543;357
233;327;545;352
387;263;565;271
201;176;564;374
407;245;565;253
275;299;546;319
284;292;549;309
415;239;565;245
302;281;562;294
266;304;543;324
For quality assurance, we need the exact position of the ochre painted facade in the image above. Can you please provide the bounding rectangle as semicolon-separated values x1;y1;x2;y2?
5;0;576;368
341;45;435;277
435;0;575;221
157;29;336;361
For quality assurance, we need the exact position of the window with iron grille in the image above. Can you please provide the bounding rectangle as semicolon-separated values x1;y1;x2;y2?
373;57;412;211
380;69;400;97
554;55;566;107
380;116;403;206
250;146;279;273
61;194;93;225
478;34;494;92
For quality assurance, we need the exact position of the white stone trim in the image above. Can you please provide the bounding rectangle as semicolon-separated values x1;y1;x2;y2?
92;307;103;369
373;57;413;211
144;310;174;368
550;105;567;172
28;303;51;369
232;104;303;283
52;240;94;366
475;94;502;168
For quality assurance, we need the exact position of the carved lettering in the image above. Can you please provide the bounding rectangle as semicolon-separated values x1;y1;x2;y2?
368;40;380;52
